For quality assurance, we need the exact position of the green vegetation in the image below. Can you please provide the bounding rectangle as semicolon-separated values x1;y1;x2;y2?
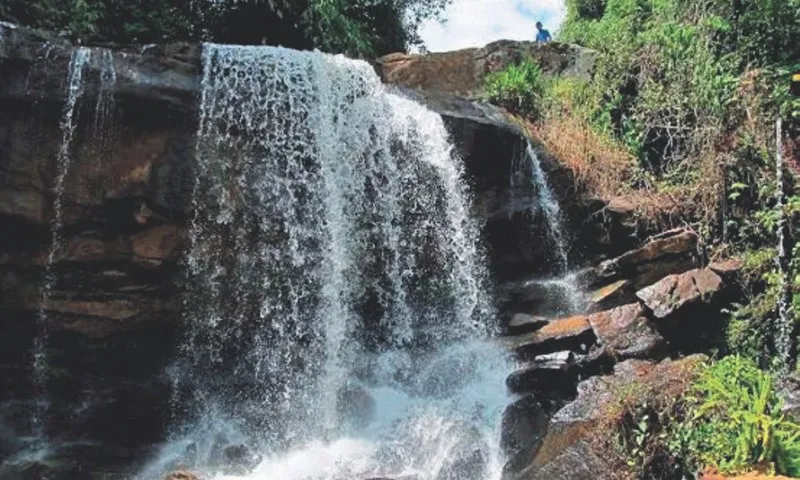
611;357;800;478
484;59;545;119
672;356;800;476
0;0;451;56
554;0;800;277
482;3;800;475
485;0;800;370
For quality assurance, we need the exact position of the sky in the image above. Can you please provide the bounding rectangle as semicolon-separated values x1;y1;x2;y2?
418;0;566;52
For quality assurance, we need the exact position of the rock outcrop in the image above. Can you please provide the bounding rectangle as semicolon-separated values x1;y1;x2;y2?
1;23;582;342
500;228;739;477
514;355;706;480
377;41;597;98
637;267;724;320
0;22;607;479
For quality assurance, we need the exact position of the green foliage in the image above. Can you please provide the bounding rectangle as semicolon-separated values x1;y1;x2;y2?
484;59;545;118
558;0;799;170
0;0;451;56
672;356;800;476
555;0;800;365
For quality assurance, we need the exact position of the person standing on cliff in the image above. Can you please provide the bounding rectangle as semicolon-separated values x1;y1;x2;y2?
535;22;552;43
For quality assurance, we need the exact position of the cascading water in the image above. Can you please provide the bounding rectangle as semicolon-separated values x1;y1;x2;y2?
775;118;792;373
149;44;512;480
514;144;571;274
31;47;92;436
25;45;117;448
512;143;584;315
525;145;571;274
92;49;117;137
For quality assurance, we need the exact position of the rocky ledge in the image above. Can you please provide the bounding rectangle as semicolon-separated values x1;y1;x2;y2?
0;22;613;478
499;228;742;478
0;23;607;342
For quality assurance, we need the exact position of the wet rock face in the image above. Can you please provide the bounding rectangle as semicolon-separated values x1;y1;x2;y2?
1;23;584;480
1;23;557;340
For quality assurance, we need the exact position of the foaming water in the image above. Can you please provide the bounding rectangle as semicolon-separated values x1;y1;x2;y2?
146;44;508;479
213;341;512;480
522;272;587;318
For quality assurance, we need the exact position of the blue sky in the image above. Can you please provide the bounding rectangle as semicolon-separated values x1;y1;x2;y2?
418;0;566;52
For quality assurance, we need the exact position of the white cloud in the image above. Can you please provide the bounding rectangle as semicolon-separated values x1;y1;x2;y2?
418;0;566;52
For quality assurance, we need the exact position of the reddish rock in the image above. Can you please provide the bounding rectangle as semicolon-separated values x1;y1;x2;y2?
592;229;700;289
709;258;743;282
39;296;177;337
586;279;633;313
588;303;665;360
636;268;724;320
376;40;596;98
506;315;595;357
164;472;201;480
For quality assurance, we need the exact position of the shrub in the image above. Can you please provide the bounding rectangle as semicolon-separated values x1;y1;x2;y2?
483;59;545;118
672;356;800;476
569;0;607;20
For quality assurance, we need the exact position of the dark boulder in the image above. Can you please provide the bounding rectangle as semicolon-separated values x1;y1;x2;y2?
506;313;549;335
506;351;579;404
501;395;549;476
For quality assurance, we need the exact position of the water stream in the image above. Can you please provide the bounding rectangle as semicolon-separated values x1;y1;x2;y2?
27;45;118;446
523;144;571;274
31;47;92;436
147;44;512;480
775;118;792;373
511;143;583;316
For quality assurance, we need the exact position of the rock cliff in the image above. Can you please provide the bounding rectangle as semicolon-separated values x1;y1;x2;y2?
0;21;727;480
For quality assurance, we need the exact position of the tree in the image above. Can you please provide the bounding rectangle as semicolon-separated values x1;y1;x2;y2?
0;0;453;57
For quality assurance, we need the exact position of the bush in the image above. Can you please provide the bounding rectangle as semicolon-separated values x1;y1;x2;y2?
484;59;545;118
569;0;607;20
672;356;800;476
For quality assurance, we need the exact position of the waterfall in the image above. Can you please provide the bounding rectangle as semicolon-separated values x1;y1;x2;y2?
775;118;792;372
151;44;511;480
31;47;92;435
524;144;571;274
511;143;583;316
92;49;117;137
30;46;117;440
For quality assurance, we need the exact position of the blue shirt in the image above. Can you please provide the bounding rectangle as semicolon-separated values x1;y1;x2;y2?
536;29;552;43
